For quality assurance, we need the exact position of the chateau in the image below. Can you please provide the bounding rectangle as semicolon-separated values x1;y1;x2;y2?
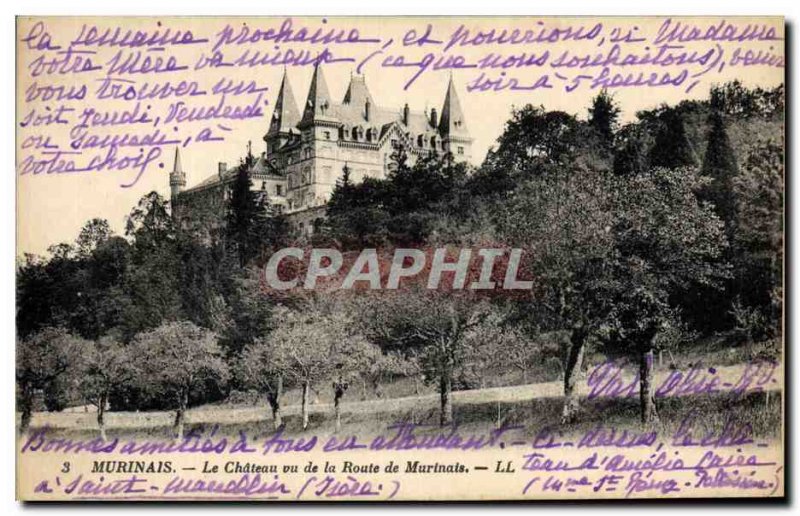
170;65;472;235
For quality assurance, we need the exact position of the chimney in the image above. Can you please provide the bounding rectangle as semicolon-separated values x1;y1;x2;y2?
430;108;438;127
403;103;409;125
365;99;371;122
218;162;227;179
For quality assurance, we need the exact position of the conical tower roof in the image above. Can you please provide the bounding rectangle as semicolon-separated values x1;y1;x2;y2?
267;69;301;136
299;63;334;126
438;76;469;139
172;147;183;175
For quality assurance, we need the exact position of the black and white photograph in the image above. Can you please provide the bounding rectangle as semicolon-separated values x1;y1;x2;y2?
11;13;787;502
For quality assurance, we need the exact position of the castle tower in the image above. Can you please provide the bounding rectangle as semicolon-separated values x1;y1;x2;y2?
169;146;186;201
438;76;472;159
264;68;301;154
298;63;334;128
342;74;374;122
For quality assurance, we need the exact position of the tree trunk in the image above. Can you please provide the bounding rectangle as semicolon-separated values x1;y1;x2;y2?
361;378;367;401
561;327;587;424
174;390;188;439
522;367;528;384
19;383;33;433
301;381;310;430
97;394;107;441
439;373;453;427
640;348;659;425
267;393;282;430
267;376;283;430
334;386;344;433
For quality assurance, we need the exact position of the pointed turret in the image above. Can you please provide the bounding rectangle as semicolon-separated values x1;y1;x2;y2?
299;63;334;127
438;76;469;139
342;74;375;123
267;69;301;138
169;146;186;201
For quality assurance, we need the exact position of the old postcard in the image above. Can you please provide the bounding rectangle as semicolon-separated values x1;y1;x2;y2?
15;15;784;501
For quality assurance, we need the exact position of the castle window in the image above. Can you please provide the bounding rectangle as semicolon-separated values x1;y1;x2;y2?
304;148;311;159
276;185;283;196
391;139;398;149
261;181;266;190
431;136;437;148
457;146;464;155
352;127;359;140
324;131;331;140
417;135;424;147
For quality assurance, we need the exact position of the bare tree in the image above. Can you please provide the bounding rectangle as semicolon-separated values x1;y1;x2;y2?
132;321;229;438
330;335;381;432
268;301;380;432
78;336;134;440
238;340;288;430
16;328;83;433
363;291;489;427
475;312;537;384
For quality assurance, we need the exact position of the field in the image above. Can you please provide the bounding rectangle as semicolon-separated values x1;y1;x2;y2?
21;358;783;443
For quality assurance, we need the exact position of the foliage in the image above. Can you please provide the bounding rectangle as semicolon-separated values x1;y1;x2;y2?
648;109;697;169
226;151;272;266
600;167;729;353
470;105;609;198
131;321;229;435
358;290;490;425
78;336;135;409
700;110;739;230
710;80;784;118
16;328;85;429
325;151;472;246
588;89;621;145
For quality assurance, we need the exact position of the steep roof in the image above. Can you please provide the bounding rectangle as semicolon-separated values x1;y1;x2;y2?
266;69;469;151
438;76;470;139
172;147;183;174
342;74;375;108
180;154;284;197
267;69;301;136
299;63;336;126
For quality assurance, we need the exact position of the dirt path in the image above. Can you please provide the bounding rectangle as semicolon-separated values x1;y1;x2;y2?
26;361;781;430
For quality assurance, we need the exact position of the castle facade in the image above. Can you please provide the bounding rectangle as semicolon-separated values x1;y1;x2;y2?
170;65;472;235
